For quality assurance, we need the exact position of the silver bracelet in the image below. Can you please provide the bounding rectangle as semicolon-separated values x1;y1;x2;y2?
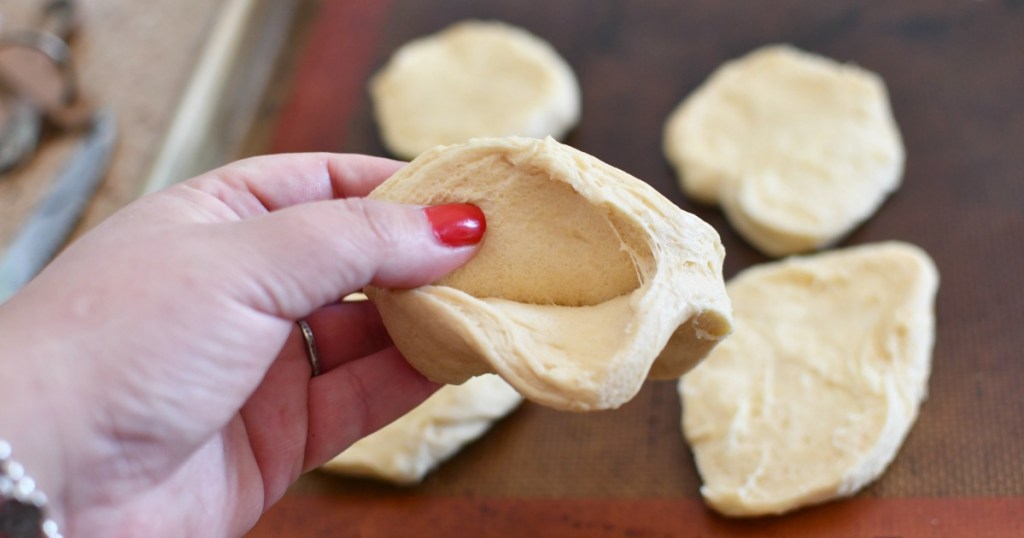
0;440;62;538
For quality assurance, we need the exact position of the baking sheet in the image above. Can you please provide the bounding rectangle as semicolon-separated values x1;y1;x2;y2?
246;1;1024;535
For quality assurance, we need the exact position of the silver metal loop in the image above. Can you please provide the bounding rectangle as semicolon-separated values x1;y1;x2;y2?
297;320;321;378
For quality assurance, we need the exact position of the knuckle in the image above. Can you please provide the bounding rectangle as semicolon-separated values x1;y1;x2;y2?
339;198;406;251
339;369;374;438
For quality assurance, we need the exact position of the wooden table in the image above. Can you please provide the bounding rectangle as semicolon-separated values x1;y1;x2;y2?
245;1;1024;536
0;0;228;243
0;0;299;245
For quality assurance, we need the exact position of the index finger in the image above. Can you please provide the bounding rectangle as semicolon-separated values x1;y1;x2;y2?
183;152;406;217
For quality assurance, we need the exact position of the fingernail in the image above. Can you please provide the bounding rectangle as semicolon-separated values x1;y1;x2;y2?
424;203;486;247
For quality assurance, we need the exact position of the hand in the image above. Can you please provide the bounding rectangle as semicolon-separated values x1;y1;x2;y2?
0;154;484;537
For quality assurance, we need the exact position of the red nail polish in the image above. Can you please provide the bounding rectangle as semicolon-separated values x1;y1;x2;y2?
424;203;486;247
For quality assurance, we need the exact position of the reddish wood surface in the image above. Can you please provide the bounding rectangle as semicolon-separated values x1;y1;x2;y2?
269;0;395;154
250;0;1024;535
249;496;1024;537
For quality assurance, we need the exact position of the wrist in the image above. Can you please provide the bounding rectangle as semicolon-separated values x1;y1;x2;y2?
0;396;68;537
1;440;62;537
0;304;72;534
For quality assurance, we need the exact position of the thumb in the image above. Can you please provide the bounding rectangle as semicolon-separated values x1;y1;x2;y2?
224;198;485;318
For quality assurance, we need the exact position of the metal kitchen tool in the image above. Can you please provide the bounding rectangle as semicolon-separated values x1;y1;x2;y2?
0;108;116;303
0;0;89;172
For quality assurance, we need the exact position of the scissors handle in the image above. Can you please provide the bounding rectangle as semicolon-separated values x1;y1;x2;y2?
0;0;91;172
38;0;79;41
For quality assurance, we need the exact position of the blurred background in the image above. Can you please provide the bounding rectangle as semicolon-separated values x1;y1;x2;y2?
1;0;1021;536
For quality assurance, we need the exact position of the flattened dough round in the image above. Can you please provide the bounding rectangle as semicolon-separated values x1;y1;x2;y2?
322;374;522;484
368;136;733;411
680;242;939;516
663;45;905;256
371;20;581;159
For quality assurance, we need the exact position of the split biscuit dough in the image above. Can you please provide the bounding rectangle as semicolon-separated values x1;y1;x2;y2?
680;241;939;516
663;45;905;256
370;20;581;159
368;136;733;411
323;374;522;484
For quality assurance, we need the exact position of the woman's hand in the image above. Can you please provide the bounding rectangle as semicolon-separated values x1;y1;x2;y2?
0;153;484;537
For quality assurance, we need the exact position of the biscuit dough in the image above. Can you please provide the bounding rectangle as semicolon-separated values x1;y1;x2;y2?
370;20;581;159
663;45;905;256
322;374;522;484
368;136;732;411
680;242;939;516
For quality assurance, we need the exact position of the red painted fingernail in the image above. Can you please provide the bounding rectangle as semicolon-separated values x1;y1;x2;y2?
424;203;486;247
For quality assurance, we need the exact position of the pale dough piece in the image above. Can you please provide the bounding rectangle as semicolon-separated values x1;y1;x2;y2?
322;374;522;484
679;241;939;516
368;136;733;411
663;45;905;256
370;20;581;159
